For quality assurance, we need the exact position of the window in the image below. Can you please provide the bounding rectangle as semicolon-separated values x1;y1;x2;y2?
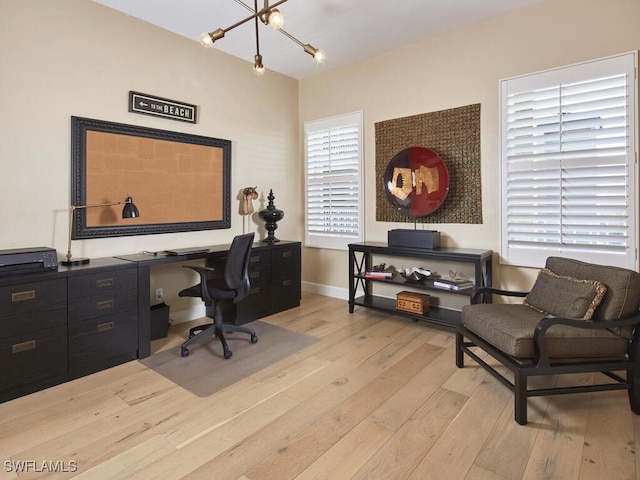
500;52;637;269
304;111;364;250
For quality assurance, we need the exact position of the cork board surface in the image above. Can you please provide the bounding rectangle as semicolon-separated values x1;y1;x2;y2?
375;104;482;224
85;131;224;227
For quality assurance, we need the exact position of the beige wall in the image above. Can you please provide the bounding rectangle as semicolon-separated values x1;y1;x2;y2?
3;0;640;317
1;0;299;316
299;0;640;297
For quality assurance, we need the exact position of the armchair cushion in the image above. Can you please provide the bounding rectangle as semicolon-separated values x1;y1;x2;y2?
545;257;640;322
460;304;628;359
523;268;606;320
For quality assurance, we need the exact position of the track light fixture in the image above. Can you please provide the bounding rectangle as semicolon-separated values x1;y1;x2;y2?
200;0;325;75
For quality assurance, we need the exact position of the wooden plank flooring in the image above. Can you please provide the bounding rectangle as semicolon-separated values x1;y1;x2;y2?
0;292;638;479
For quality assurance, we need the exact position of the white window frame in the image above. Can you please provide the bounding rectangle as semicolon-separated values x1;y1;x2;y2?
500;52;638;269
304;111;364;250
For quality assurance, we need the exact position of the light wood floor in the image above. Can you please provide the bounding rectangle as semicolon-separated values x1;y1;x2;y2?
1;292;639;479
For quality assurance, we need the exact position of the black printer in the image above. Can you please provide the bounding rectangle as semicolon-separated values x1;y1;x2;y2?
0;247;58;277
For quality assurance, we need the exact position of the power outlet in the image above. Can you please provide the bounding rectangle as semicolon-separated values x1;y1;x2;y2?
155;288;164;302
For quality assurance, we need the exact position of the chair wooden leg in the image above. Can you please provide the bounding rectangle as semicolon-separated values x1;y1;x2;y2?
455;331;465;368
628;369;640;415
514;371;528;425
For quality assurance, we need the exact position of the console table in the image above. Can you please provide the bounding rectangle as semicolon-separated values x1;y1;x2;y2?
348;242;493;328
0;240;301;403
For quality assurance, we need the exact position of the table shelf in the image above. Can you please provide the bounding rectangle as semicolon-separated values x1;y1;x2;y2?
348;242;493;329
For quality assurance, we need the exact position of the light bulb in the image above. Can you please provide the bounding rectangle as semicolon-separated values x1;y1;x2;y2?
200;32;214;48
268;9;284;29
254;54;265;76
304;44;326;63
200;28;224;47
313;49;326;64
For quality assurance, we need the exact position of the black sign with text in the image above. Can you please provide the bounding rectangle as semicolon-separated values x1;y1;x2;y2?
128;91;197;123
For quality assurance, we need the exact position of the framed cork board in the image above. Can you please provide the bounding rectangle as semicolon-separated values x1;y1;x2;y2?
70;116;231;239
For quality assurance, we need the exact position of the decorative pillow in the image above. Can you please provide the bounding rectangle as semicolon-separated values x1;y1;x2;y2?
523;268;607;320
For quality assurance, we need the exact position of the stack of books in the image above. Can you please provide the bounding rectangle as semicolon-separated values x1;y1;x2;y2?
365;270;393;279
433;277;474;290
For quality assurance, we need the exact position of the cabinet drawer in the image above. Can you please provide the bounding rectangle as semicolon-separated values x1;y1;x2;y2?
249;250;272;267
68;289;137;323
0;279;67;321
68;310;138;377
0;325;67;393
271;280;301;313
68;268;137;299
248;250;271;284
0;307;66;339
273;246;301;281
248;261;271;286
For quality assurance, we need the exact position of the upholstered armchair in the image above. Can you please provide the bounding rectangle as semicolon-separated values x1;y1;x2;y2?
456;256;640;425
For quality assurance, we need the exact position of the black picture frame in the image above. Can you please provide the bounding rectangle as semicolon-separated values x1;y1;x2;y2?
70;116;231;239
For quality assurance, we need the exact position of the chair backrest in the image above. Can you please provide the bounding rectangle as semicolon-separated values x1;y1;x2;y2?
545;256;640;322
224;233;255;303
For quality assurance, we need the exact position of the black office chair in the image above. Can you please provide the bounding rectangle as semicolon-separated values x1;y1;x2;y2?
179;233;258;359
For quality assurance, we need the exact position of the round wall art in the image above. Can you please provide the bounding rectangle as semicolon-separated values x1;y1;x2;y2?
383;146;450;217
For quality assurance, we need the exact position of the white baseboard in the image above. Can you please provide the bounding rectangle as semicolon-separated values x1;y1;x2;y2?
169;305;206;325
301;281;348;300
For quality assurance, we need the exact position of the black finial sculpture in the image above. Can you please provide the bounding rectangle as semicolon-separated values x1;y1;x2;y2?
259;189;284;243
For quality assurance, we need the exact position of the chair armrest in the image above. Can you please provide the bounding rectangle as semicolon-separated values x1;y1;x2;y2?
182;265;216;275
533;313;640;367
182;265;217;303
470;286;529;304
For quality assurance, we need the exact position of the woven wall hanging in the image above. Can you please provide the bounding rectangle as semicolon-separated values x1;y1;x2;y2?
375;103;482;224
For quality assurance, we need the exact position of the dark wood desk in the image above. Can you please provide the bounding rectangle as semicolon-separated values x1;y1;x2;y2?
116;240;301;358
0;240;300;402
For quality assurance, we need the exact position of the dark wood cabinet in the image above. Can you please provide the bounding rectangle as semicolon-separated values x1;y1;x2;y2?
0;278;68;402
270;243;301;314
348;242;493;329
67;267;139;378
208;241;302;325
0;258;138;402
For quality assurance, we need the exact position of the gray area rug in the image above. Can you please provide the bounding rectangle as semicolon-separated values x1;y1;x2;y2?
140;321;318;397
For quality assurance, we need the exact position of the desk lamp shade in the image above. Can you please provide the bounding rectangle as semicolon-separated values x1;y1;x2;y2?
122;196;140;219
62;196;140;266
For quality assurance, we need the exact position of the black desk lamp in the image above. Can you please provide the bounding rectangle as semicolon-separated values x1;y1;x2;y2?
62;196;140;266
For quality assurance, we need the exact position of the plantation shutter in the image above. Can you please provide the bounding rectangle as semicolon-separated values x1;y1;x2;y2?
305;111;364;250
500;53;637;269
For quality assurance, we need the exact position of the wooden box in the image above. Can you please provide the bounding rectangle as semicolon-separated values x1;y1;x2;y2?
396;291;430;314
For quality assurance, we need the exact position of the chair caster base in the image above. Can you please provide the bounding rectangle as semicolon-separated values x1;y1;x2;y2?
224;349;233;359
251;335;258;344
181;347;189;357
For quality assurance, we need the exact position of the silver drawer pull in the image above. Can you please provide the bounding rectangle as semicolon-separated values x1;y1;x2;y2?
282;251;292;258
250;272;260;279
13;340;36;353
96;278;114;288
97;321;114;332
11;290;36;302
96;300;114;310
250;255;260;263
250;287;261;295
283;279;292;286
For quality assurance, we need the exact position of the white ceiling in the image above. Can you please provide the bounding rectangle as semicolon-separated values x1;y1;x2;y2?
91;0;543;79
